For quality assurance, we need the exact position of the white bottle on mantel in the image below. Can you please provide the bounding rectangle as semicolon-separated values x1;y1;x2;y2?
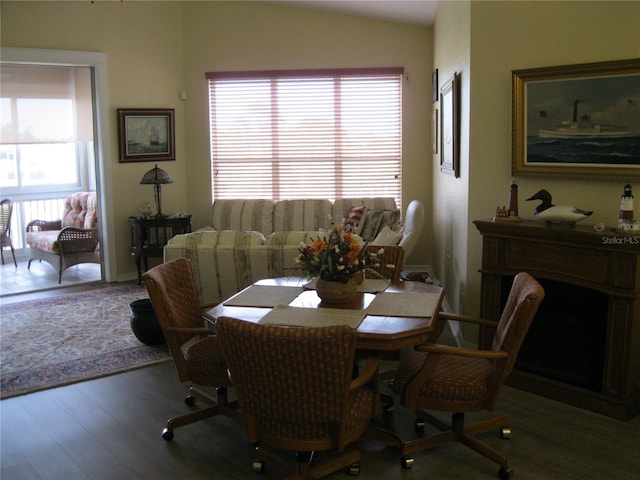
618;184;635;231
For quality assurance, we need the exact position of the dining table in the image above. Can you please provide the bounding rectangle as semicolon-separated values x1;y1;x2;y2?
203;277;445;352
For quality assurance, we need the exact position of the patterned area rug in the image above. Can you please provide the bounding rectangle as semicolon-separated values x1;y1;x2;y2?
0;283;170;399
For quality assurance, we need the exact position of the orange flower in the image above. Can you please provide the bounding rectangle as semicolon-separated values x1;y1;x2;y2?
309;237;327;254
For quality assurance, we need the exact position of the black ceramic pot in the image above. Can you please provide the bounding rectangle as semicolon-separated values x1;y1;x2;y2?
129;299;165;345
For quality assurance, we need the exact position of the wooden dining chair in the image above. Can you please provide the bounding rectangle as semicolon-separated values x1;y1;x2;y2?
216;317;380;479
364;244;405;282
387;272;544;479
142;257;240;441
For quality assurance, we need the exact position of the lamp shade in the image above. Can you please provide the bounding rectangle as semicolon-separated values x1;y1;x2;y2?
140;164;173;217
140;164;173;185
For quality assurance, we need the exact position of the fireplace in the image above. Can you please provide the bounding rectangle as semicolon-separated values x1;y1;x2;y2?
474;219;640;421
507;277;607;391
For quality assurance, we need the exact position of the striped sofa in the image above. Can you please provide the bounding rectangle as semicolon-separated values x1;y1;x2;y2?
164;198;424;303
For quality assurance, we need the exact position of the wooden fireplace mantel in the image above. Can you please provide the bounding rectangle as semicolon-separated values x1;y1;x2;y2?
474;219;639;420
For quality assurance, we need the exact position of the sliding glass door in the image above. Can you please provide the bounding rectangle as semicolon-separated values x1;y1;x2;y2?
0;64;97;251
0;47;114;285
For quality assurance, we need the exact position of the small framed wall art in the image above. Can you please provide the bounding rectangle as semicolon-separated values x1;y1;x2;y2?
432;69;439;103
118;108;175;163
432;107;438;154
440;72;460;177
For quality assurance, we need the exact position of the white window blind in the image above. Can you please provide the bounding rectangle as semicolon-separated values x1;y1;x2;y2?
206;68;403;205
0;64;93;144
0;64;94;192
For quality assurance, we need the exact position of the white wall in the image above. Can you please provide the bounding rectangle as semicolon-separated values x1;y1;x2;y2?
1;1;434;279
431;0;640;343
432;0;471;315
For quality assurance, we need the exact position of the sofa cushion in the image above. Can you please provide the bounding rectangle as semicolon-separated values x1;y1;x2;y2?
26;230;61;253
164;242;302;303
332;198;397;225
168;230;265;248
359;209;384;241
61;192;98;229
210;199;274;234
273;199;333;232
264;231;318;246
381;209;401;230
370;225;403;246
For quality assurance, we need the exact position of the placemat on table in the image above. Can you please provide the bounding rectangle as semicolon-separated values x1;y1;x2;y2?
224;285;304;308
366;292;440;318
258;305;366;328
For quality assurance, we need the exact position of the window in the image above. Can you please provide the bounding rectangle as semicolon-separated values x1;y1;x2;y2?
0;64;95;195
0;63;96;249
207;68;403;206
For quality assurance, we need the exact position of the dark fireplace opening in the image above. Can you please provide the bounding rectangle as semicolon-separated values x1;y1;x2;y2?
505;277;607;391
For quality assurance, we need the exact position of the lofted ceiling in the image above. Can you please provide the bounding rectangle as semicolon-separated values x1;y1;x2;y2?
271;0;439;26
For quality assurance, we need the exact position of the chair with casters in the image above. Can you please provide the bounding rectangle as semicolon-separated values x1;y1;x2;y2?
216;316;380;479
141;257;240;441
0;198;17;267
357;244;406;383
364;244;404;282
387;272;544;479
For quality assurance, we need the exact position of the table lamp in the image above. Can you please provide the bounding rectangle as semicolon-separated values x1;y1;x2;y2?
140;164;173;217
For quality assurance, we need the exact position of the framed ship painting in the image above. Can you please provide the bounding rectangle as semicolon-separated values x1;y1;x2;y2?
118;108;175;163
512;58;640;180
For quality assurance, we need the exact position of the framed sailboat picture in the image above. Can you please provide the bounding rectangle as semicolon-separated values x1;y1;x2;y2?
512;58;640;180
118;108;175;163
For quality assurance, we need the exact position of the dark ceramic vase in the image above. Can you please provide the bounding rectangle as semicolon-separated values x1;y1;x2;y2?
129;299;165;345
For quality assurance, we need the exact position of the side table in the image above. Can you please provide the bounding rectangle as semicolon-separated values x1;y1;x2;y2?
129;215;192;284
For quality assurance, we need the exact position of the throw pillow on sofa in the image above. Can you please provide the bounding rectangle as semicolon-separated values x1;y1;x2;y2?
359;210;383;241
359;209;401;242
343;206;366;234
370;225;403;246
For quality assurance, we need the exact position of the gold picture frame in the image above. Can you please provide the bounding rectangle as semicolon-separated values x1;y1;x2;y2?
512;58;640;180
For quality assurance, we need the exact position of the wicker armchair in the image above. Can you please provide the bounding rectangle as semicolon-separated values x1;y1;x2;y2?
25;192;100;283
387;272;544;479
216;317;380;479
1;198;17;267
142;258;240;441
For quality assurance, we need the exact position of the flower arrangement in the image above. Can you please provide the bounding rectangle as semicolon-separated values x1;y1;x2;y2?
295;223;385;282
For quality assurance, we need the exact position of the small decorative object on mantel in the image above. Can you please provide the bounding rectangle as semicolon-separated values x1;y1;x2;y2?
617;184;640;233
508;180;519;217
526;189;593;226
493;180;522;222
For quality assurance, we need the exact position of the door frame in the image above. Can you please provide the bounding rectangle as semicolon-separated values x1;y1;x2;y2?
1;47;116;282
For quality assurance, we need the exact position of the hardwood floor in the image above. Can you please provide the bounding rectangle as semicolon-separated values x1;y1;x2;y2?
2;360;639;479
2;283;639;479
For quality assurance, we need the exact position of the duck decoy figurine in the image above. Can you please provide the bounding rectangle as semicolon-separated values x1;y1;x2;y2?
526;189;593;225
